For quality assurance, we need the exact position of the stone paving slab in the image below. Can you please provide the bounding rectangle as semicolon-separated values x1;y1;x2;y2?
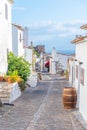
0;74;86;130
0;81;49;130
26;80;74;130
0;104;13;117
71;111;87;130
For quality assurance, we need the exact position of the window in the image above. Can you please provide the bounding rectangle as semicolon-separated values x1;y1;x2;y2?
5;4;8;20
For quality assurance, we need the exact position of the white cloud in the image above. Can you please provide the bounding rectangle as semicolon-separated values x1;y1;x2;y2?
29;19;87;28
30;34;52;43
29;19;87;42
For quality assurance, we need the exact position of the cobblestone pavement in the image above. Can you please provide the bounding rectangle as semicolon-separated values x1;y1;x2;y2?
0;74;86;130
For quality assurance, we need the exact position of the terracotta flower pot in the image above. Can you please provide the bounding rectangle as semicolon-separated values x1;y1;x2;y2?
0;76;4;82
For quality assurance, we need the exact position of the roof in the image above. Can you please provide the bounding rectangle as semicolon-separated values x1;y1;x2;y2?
71;36;87;44
80;24;87;30
12;23;24;31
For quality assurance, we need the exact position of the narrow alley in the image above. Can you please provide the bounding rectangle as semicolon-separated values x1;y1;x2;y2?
0;74;85;130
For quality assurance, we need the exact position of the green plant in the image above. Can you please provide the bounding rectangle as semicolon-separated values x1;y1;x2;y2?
7;75;18;83
18;81;26;91
4;74;24;83
33;50;40;58
7;52;31;82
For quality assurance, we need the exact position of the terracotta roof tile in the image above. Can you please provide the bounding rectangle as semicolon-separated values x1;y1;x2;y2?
71;36;87;44
80;24;87;30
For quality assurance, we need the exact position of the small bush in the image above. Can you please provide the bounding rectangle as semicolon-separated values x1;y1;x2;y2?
6;52;31;90
7;52;31;82
18;81;26;91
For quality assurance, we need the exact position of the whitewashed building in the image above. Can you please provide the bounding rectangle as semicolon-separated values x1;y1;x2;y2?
0;0;14;75
12;24;29;58
68;55;75;86
50;49;71;74
50;47;57;74
23;32;33;71
24;48;32;64
71;34;87;121
57;52;71;71
23;27;29;47
12;24;24;57
24;48;33;71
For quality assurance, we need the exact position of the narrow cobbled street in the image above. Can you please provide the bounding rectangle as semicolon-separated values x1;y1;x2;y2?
0;74;85;130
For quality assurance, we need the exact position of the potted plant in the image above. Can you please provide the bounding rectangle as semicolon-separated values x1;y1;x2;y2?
0;76;4;82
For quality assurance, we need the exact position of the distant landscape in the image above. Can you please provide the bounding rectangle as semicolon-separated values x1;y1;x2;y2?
57;50;75;55
47;50;75;55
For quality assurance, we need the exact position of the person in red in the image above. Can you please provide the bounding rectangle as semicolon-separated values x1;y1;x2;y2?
45;60;50;72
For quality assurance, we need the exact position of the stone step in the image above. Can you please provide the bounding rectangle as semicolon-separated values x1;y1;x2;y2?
1;86;13;89
0;94;10;98
0;86;12;98
0;85;13;92
0;89;12;93
0;91;12;96
0;87;12;90
1;98;10;103
0;82;21;103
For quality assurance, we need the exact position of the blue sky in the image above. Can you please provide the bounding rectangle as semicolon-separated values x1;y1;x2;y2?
12;0;87;53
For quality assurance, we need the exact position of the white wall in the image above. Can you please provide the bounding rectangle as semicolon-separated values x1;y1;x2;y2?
51;48;57;74
69;59;75;86
0;0;13;74
69;60;73;83
12;25;24;57
57;53;70;70
12;25;18;56
7;0;13;52
74;62;79;90
24;48;33;71
23;27;29;47
24;48;32;63
79;63;87;121
76;40;87;61
75;40;87;121
18;29;24;57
